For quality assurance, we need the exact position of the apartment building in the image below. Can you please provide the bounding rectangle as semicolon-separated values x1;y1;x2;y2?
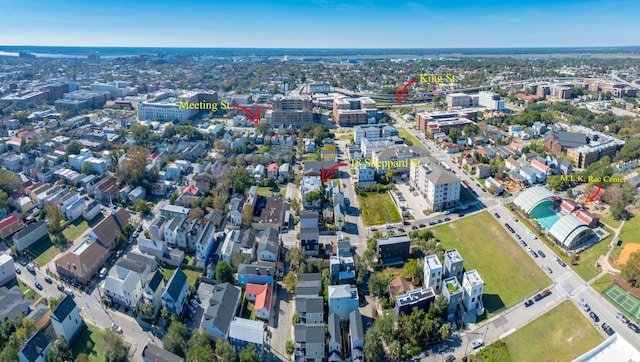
410;157;460;212
267;95;313;127
333;97;376;126
416;111;475;134
462;270;485;313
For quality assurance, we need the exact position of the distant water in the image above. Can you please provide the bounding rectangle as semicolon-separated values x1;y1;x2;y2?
0;46;638;59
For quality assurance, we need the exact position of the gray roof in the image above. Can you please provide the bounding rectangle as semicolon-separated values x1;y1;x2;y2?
13;219;46;240
0;286;24;312
296;295;323;314
377;234;410;247
164;268;187;302
51;295;77;322
257;227;279;256
237;263;274;276
116;258;147;274
19;330;51;362
141;343;185;362
147;271;164;292
349;309;364;345
300;273;322;282
151;216;166;228
294;323;325;343
202;283;241;336
296;280;322;296
240;229;256;249
328;313;342;354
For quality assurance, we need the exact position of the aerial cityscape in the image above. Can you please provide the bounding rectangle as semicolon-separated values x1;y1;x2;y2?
1;1;640;362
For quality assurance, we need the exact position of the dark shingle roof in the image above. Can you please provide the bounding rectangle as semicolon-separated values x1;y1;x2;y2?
141;343;185;362
202;283;241;336
19;330;51;362
147;271;164;292
51;295;77;322
164;268;187;301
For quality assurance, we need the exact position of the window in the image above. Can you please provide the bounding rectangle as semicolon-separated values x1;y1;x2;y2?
472;297;475;302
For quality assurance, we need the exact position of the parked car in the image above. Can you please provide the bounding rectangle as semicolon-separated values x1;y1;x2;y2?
520;240;528;248
444;355;456;362
513;217;518;222
628;323;640;333
34;282;43;290
26;263;35;273
190;299;198;308
589;312;600;323
437;219;444;224
19;259;28;266
57;284;65;292
533;293;544;302
530;250;538;258
64;288;73;296
538;250;546;258
515;233;522;240
429;221;437;226
412;225;418;230
403;221;410;226
111;323;123;333
444;217;451;222
541;289;551;298
398;228;406;232
579;298;591;312
524;299;534;307
44;277;52;284
15;268;21;274
386;224;393;230
545;266;553;274
494;212;501;218
419;224;426;228
601;323;615;336
616;312;630;324
471;339;484;349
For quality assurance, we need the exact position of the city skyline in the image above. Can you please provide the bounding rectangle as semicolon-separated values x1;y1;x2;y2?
1;0;639;48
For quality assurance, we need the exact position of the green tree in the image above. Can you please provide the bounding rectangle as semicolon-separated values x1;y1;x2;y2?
169;191;179;205
215;260;234;284
622;251;640;288
363;329;384;362
610;200;629;221
47;338;74;362
285;245;304;270
0;170;20;194
292;312;301;324
64;140;83;161
439;323;452;342
103;328;128;362
215;340;237;362
133;199;152;215
368;272;390;298
230;168;252;193
547;175;568;191
239;343;259;362
140;303;154;317
75;353;91;362
186;328;214;362
402;258;420;280
285;340;295;356
163;320;188;357
283;271;300;293
0;190;10;212
290;198;300;213
44;204;63;236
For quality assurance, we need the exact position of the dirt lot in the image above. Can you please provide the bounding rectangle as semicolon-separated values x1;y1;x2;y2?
614;242;640;266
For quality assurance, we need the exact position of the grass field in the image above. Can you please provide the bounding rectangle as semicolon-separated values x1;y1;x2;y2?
161;266;202;288
397;128;426;150
618;212;640;245
600;214;622;229
592;273;615;294
32;237;61;266
17;280;36;300
501;301;604;362
358;192;401;226
71;323;106;362
257;186;280;197
431;212;551;313
459;186;477;204
62;218;90;242
573;236;610;281
471;341;512;362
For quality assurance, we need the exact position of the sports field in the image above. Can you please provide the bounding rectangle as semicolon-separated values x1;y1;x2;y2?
432;211;551;313
605;285;640;321
614;242;640;266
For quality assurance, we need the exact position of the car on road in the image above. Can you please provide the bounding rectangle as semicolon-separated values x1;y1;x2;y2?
64;288;73;296
471;339;484;349
444;210;451;215
579;298;591;312
57;284;65;292
520;240;528;247
589;312;600;323
429;221;437;226
15;268;21;274
444;355;456;362
371;228;378;231
513;217;519;222
525;246;532;252
494;212;501;218
19;259;28;266
616;312;630;324
437;219;444;224
628;323;640;333
403;221;410;226
26;263;35;273
524;299;534;307
541;289;551;298
530;250;539;258
601;323;615;336
515;233;522;240
419;224;426;228
34;282;43;290
411;225;418;230
44;277;52;284
533;293;544;301
538;250;546;258
444;217;451;222
398;228;406;232
111;323;123;333
545;266;553;274
386;224;393;230
554;256;566;267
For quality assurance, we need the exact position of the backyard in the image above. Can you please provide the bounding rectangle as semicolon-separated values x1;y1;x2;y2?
431;211;551;313
62;218;90;242
501;301;604;362
161;266;202;288
358;191;401;226
71;323;106;362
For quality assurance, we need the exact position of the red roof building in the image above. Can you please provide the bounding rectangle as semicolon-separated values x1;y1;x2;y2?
561;199;579;213
573;209;599;228
0;216;24;239
245;283;272;321
531;159;551;175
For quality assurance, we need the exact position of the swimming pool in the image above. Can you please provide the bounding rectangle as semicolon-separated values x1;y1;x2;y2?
531;201;561;230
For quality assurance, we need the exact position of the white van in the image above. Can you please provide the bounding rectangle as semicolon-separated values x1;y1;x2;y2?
99;268;108;279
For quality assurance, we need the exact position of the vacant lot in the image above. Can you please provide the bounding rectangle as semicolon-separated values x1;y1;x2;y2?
502;301;604;362
31;237;60;266
62;218;90;242
71;323;106;362
432;212;550;313
358;192;401;226
397;128;426;150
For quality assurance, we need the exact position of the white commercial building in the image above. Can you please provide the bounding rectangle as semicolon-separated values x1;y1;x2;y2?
478;91;505;110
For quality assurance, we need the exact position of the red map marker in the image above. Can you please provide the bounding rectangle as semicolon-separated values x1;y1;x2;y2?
321;163;348;182
232;104;260;124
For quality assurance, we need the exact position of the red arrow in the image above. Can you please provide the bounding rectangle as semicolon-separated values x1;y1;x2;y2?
585;183;602;203
232;104;260;124
321;163;348;182
395;78;419;103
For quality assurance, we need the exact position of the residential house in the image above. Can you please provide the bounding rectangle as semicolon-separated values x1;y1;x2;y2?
141;344;184;362
18;330;51;362
228;317;264;354
55;238;110;285
295;295;324;324
278;163;290;183
236;264;274;286
328;313;342;362
299;210;319;257
252;196;286;232
12;220;48;252
294;323;325;362
296;274;322;296
0;286;31;319
228;195;244;227
220;229;241;264
444;249;464;282
329;255;355;285
88;208;131;250
50;295;84;344
195;222;216;268
201;282;241;340
328;284;359;320
0;216;24;239
388;276;414;297
443;277;464;320
256;227;279;262
161;268;189;314
244;283;272;320
462;270;485;313
103;271;143;308
424;254;443;294
65;197;87;222
334;204;345;231
83;200;101;221
160;205;189;219
0;254;16;286
203;210;223;228
267;163;279;179
129;186;146;203
395;287;436;316
376;234;410;266
149;216;166;241
349;310;365;361
142;271;165;317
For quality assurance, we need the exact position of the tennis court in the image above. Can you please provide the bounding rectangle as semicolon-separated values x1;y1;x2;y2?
605;285;640;319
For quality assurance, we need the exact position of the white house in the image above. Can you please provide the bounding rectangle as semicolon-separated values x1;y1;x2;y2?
65;197;87;221
161;268;189;314
462;270;485;314
50;295;84;344
244;283;272;321
195;222;216;268
0;254;15;286
83;200;101;221
256;227;279;262
103;272;143;307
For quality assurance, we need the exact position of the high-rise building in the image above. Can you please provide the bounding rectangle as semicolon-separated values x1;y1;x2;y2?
478;91;505;110
410;157;461;212
333;97;376;126
267;95;313;127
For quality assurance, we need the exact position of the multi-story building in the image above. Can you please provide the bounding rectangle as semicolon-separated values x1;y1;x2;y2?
267;95;313;127
444;249;464;282
446;93;477;109
353;124;398;145
443;277;464;319
423;254;443;294
376;235;410;266
328;284;359;320
462;270;485;313
54;90;109;113
395;287;436;315
410;157;460;212
567;141;622;169
0;255;15;286
138;91;218;121
333;97;376;126
294;324;325;362
478;91;505;110
416;111;475;134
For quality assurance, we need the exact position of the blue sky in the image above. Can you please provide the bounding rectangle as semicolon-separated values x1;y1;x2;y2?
1;0;638;48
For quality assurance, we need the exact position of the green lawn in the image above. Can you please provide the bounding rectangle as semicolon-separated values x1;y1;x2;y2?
358;192;402;226
241;299;257;320
431;212;551;313
71;323;106;362
471;341;512;362
459;186;477;204
31;237;61;266
257;186;280;197
17;280;36;300
397;128;426;150
573;236;611;281
161;266;202;288
592;273;615;294
501;301;604;362
618;212;640;244
62;218;90;242
600;214;622;229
